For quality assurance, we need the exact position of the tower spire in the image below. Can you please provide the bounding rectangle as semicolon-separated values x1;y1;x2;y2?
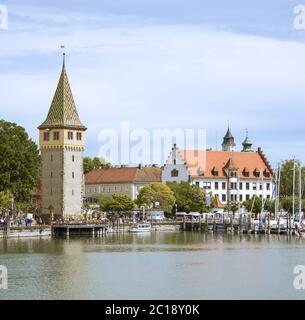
222;125;236;152
242;128;253;152
60;45;65;68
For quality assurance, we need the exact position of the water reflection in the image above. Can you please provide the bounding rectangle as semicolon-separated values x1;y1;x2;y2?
0;232;305;299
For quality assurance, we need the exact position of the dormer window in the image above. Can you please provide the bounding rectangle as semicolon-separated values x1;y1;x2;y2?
230;171;237;178
263;169;270;178
211;167;218;176
253;168;260;178
242;168;249;177
171;169;179;177
197;167;204;176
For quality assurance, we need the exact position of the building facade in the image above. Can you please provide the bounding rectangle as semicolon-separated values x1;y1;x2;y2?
38;56;86;220
162;129;275;205
85;166;161;200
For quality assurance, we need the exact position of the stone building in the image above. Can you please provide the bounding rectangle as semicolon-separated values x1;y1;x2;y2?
38;55;86;220
162;129;274;206
85;165;161;200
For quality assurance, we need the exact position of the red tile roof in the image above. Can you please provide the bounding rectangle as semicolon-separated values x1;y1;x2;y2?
85;167;161;184
180;150;273;180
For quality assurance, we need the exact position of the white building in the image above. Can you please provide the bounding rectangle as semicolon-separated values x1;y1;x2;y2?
162;129;275;206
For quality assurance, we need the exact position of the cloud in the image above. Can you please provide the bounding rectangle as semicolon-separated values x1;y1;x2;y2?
1;4;305;165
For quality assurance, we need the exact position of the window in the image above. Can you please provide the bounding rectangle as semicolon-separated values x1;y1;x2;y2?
50;172;53;178
171;169;179;177
222;182;226;190
222;194;226;202
212;167;219;176
246;183;250;190
253;169;260;178
72;172;75;179
253;183;257;190
230;171;237;178
53;131;60;141
173;159;176;165
72;189;74;196
266;183;270;190
72;155;75;162
239;195;243;202
259;184;262;190
215;182;219;190
239;182;243;190
68;131;73;140
51;154;53;161
246;194;250;200
202;182;211;189
195;182;200;186
44;132;50;141
76;132;82;141
230;182;237;190
243;168;249;177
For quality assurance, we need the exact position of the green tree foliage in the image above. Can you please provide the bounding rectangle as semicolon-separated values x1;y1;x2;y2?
279;159;305;198
100;194;134;213
83;157;111;174
136;183;176;214
0;120;39;203
0;190;13;210
167;181;214;213
280;196;305;213
243;196;275;214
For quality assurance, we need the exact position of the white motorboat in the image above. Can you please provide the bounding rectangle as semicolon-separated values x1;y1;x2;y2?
129;222;151;233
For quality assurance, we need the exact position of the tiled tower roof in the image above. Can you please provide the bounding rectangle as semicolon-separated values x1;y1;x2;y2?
38;63;86;130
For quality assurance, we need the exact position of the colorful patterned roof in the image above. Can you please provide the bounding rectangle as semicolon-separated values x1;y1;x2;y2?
38;64;86;130
180;150;273;180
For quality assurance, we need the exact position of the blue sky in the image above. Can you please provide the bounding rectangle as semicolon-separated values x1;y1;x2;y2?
1;0;305;166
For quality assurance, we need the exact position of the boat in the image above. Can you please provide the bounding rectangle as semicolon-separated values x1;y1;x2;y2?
129;222;151;233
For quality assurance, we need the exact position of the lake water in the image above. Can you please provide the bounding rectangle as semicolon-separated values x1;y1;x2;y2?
1;231;305;300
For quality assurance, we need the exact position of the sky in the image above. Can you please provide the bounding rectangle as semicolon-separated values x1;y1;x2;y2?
1;0;305;166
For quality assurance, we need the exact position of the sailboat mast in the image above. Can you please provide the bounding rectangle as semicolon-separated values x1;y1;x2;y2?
299;164;302;217
277;164;281;218
293;158;296;221
260;169;264;223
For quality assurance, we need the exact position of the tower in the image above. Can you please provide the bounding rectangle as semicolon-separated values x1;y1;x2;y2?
242;129;253;152
38;54;87;220
222;126;236;152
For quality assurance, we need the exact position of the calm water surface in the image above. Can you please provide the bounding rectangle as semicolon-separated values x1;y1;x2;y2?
1;232;305;300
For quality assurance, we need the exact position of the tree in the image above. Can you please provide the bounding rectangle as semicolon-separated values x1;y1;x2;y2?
243;196;275;215
100;194;134;213
136;183;176;214
0;190;13;212
167;182;214;213
279;159;305;198
0;120;39;203
83;157;111;174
